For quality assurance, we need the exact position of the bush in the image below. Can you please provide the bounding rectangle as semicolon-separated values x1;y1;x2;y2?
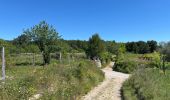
122;67;170;100
100;52;113;65
113;53;139;73
113;60;138;73
113;52;161;73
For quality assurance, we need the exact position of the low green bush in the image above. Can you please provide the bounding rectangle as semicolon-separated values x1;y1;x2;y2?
113;60;138;73
122;67;170;100
113;52;161;73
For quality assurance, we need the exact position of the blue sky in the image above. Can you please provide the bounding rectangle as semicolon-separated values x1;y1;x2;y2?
0;0;170;42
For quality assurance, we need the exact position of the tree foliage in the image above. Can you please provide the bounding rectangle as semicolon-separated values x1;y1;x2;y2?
105;41;116;54
147;40;157;53
126;42;138;53
105;41;126;56
13;34;31;48
126;41;157;54
65;40;88;52
86;34;105;59
137;41;150;54
160;42;170;61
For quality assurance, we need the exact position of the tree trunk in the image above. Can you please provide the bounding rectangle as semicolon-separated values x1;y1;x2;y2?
43;52;50;65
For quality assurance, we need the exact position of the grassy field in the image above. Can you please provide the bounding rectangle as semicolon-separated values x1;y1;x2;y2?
122;67;170;100
0;54;104;100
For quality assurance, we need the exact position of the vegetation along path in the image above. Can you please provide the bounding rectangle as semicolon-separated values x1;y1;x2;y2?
82;62;129;100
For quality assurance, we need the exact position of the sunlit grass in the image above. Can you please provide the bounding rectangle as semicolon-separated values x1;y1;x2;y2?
0;55;104;100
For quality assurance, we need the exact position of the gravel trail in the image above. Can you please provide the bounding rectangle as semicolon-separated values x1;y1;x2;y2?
81;62;129;100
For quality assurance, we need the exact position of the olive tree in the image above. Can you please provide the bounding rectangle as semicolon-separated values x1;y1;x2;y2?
24;21;60;65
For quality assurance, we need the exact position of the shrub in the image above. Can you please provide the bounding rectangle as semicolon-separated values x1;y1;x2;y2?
113;60;138;73
122;67;170;100
113;52;161;73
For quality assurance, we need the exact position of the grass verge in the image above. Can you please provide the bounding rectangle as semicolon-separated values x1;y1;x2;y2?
122;67;170;100
0;60;104;100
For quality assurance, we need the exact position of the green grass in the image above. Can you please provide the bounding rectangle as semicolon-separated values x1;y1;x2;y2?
0;58;104;100
122;67;170;100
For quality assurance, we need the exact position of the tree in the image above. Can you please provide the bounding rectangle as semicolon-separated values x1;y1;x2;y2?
126;42;138;53
65;40;88;52
137;41;150;54
86;34;105;59
24;21;60;64
118;43;126;54
105;41;116;54
160;42;170;61
126;41;150;54
13;34;31;47
147;40;157;53
132;43;138;53
25;44;39;53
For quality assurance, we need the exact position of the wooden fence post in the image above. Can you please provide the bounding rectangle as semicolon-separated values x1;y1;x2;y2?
2;47;5;80
59;52;62;63
32;53;35;66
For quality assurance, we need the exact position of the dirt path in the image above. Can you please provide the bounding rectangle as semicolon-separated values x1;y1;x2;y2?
81;62;129;100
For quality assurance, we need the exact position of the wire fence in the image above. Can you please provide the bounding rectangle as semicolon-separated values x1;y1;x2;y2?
0;47;87;67
8;53;44;66
0;48;43;67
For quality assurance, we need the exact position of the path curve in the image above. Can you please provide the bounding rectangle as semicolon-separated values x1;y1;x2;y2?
81;62;129;100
